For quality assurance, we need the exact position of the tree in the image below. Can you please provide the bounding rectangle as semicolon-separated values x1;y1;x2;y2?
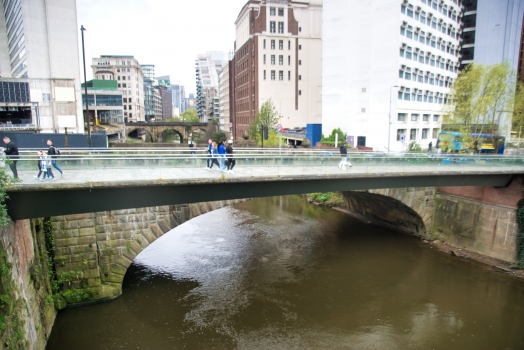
443;61;518;152
250;99;279;142
320;128;347;146
181;109;199;123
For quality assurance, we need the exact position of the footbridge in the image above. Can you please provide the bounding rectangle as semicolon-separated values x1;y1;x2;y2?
124;122;208;142
5;149;523;220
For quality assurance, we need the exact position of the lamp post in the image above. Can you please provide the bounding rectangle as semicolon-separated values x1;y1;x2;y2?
388;85;399;155
80;25;91;147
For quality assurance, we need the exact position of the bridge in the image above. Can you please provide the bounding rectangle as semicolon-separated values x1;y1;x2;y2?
5;149;523;220
124;122;208;143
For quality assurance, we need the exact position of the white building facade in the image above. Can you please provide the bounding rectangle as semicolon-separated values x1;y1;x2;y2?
323;0;462;151
218;62;231;133
195;52;226;122
92;55;145;122
0;0;84;133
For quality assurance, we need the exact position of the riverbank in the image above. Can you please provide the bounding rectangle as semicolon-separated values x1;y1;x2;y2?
304;192;524;280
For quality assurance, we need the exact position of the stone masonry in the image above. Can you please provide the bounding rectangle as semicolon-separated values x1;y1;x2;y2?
51;199;249;307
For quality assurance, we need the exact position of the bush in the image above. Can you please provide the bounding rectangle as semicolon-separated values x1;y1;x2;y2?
321;128;347;145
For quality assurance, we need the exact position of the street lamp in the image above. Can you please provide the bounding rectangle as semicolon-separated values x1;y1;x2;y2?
388;85;400;155
80;25;91;147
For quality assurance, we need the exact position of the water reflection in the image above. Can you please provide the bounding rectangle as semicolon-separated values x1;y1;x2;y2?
47;196;524;350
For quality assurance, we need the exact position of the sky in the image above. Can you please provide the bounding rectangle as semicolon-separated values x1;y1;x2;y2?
77;0;248;96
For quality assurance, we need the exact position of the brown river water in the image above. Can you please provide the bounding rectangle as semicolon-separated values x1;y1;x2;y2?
47;196;524;350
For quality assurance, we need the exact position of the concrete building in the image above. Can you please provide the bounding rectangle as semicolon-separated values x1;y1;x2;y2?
232;0;323;141
172;84;185;114
141;64;156;121
195;51;227;122
323;0;462;151
153;86;163;120
81;80;123;125
156;75;172;119
461;0;524;71
0;0;84;133
219;61;232;133
92;55;144;122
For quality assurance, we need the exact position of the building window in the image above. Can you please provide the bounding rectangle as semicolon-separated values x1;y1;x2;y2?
279;40;283;50
407;4;414;17
118;76;121;80
278;22;284;33
299;90;302;95
423;114;430;121
299;75;301;80
270;21;276;33
288;71;291;80
271;71;275;80
422;128;429;139
270;7;275;15
264;70;266;80
410;129;417;140
118;83;121;88
271;55;275;64
279;71;283;80
299;60;302;65
433;114;439;122
288;56;291;65
405;68;411;80
288;41;291;50
279;55;283;65
263;54;266;64
278;8;284;16
432;128;440;138
129;113;132;119
398;113;407;121
397;129;406;141
411;113;419;121
123;98;127;103
271;40;275;49
264;39;266;49
404;88;411;101
299;27;302;32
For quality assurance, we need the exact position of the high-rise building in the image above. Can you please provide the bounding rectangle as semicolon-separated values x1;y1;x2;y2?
461;0;524;72
92;55;145;122
153;86;163;120
0;0;84;133
172;84;186;114
195;51;227;122
323;0;462;151
141;64;156;121
232;0;323;140
155;75;172;119
219;61;232;133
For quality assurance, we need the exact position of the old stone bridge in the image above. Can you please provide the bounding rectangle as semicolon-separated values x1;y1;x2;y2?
125;122;208;142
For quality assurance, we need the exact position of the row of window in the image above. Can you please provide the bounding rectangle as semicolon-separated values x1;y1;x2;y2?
264;54;300;65
263;39;294;50
399;68;454;87
269;7;285;16
397;128;440;141
269;21;285;34
398;113;439;122
397;87;447;104
401;26;457;56
409;0;459;22
400;46;457;73
117;68;131;73
402;4;459;39
98;60;132;66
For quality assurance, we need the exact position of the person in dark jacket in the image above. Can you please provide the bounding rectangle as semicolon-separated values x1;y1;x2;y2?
205;139;213;169
226;139;235;174
47;139;64;177
338;142;352;169
2;137;18;178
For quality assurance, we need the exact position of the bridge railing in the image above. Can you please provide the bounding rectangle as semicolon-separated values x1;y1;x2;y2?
6;153;524;177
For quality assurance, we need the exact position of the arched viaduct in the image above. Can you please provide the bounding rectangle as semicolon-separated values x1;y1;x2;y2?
125;122;208;143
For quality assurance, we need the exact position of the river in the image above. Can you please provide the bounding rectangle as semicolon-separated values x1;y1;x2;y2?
47;196;524;349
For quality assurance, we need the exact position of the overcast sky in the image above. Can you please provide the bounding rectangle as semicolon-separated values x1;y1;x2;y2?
77;0;248;96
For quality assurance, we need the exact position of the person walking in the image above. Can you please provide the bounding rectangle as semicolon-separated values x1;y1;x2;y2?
226;139;235;174
43;151;55;181
209;141;220;170
34;150;44;179
205;139;213;170
338;142;352;169
428;141;433;152
218;140;226;172
189;141;196;155
47;139;64;177
2;137;18;178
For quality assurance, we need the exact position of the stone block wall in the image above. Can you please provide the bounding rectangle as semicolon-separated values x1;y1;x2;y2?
51;199;250;307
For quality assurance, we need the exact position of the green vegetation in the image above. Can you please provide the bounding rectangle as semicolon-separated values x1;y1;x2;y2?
511;198;524;269
307;192;347;208
443;60;520;152
0;157;17;226
407;140;422;152
166;109;200;123
320;128;347;146
250;98;279;142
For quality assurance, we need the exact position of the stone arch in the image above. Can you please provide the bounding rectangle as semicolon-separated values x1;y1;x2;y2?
51;199;250;307
126;128;154;142
159;128;184;143
342;189;432;238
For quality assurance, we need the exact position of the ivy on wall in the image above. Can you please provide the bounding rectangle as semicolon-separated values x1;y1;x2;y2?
511;198;524;269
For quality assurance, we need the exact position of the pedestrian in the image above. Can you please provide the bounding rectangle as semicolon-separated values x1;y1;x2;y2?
43;151;54;181
209;141;220;170
428;141;433;152
338;142;352;169
47;139;64;178
34;151;44;179
226;139;235;174
205;139;213;170
2;137;18;178
189;141;196;155
218;140;226;172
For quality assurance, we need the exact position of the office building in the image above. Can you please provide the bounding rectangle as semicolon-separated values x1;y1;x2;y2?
141;64;156;121
195;51;227;121
81;80;123;125
92;55;144;122
323;0;462;151
172;84;186;114
0;0;84;133
232;0;323;141
219;62;232;133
